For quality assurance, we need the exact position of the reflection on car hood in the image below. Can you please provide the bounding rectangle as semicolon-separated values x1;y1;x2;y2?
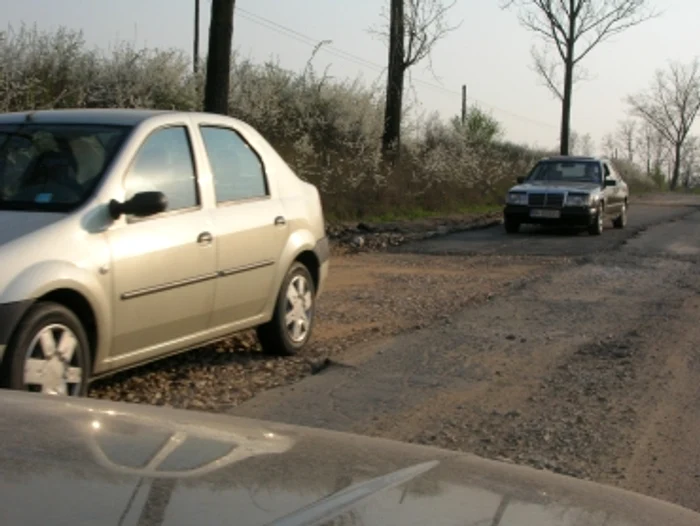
0;391;698;526
510;181;602;193
0;210;65;247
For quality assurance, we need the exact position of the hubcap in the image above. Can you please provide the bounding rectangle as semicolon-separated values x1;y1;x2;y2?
24;324;83;396
285;275;313;343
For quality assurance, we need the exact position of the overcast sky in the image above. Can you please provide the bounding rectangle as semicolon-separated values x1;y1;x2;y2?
4;0;698;150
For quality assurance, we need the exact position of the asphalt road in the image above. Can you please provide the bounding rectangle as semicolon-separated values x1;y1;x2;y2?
391;197;700;257
231;195;700;514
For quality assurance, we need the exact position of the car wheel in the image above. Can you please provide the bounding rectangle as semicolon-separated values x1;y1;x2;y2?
588;204;604;236
504;219;520;234
613;202;627;229
257;262;316;356
0;302;91;396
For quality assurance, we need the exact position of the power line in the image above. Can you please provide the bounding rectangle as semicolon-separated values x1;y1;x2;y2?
235;6;557;130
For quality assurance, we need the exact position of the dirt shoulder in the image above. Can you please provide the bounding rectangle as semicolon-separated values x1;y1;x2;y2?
89;249;555;410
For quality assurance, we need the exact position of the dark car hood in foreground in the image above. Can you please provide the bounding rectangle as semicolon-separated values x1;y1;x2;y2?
510;181;603;193
0;391;698;526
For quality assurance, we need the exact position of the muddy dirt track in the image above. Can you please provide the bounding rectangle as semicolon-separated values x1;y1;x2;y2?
229;194;700;514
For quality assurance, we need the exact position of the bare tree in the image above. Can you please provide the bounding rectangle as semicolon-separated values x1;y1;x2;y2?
378;0;460;160
503;0;657;155
204;0;236;115
628;59;700;189
580;132;594;155
616;119;636;162
635;118;666;176
681;136;699;188
569;129;580;154
600;132;617;158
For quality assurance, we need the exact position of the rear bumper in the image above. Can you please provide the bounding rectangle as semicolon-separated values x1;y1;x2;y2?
504;205;597;227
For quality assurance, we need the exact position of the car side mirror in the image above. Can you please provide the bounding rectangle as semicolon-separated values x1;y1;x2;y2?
109;191;168;220
604;178;617;187
516;176;525;184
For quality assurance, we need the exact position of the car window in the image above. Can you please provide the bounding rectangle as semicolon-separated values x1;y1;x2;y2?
528;160;602;183
124;126;198;213
199;126;268;203
0;124;130;211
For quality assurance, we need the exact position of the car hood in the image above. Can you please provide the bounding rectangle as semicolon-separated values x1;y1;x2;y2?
0;391;698;526
0;210;66;247
511;181;602;193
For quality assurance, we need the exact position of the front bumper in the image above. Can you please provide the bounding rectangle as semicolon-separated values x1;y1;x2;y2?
504;205;597;227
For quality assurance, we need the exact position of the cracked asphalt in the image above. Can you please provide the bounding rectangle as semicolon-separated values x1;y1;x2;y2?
231;194;700;514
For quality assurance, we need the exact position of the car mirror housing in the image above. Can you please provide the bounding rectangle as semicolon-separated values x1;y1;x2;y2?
516;176;525;184
109;191;168;220
604;178;617;187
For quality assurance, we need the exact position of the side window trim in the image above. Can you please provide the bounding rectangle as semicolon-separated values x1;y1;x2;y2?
123;123;201;224
197;124;271;205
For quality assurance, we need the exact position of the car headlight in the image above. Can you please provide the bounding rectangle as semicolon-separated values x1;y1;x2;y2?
506;192;528;205
565;193;590;207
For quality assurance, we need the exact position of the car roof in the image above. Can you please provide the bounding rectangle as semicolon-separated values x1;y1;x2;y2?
0;108;246;127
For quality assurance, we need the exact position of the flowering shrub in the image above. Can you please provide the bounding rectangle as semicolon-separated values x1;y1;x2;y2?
0;25;659;219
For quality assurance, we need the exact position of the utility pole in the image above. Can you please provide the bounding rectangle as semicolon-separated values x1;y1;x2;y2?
204;0;236;115
193;0;200;73
381;0;405;161
461;84;467;125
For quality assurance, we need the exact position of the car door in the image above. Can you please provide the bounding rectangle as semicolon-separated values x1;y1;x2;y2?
106;123;216;361
602;162;622;215
196;123;288;330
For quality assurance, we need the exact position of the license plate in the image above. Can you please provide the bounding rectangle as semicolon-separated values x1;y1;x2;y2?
530;209;560;219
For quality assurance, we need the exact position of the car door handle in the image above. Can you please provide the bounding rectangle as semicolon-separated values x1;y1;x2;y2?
197;231;213;245
274;216;286;226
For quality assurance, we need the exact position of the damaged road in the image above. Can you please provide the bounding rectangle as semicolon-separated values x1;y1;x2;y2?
231;196;700;514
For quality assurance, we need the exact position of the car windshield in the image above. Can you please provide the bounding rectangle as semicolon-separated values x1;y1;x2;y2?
0;123;131;212
527;160;602;184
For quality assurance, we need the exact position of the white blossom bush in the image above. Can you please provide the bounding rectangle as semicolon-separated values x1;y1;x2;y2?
1;25;656;219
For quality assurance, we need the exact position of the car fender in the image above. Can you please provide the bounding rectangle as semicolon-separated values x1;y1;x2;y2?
1;261;112;368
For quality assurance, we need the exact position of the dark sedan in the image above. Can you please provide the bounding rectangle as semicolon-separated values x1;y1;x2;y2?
503;156;629;235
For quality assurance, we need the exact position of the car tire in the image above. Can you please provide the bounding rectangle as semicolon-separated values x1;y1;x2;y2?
257;262;316;356
588;204;604;236
504;219;520;234
613;202;627;229
0;302;91;396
